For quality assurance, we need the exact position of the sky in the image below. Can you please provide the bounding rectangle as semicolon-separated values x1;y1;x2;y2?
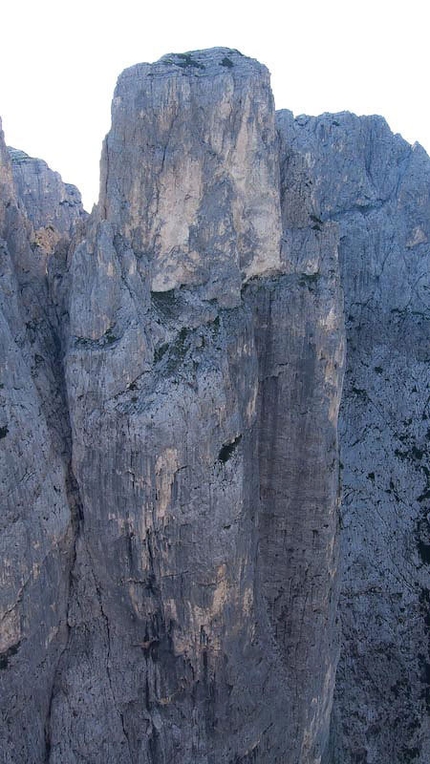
1;0;429;211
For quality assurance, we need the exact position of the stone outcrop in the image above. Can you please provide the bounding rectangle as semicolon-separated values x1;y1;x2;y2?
99;49;281;303
44;48;343;763
0;118;84;762
0;49;429;764
8;146;87;255
273;110;430;763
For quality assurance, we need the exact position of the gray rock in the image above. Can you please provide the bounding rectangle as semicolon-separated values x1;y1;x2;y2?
8;146;87;256
0;119;78;763
98;48;282;305
44;48;343;764
275;109;430;763
1;48;429;764
8;146;86;231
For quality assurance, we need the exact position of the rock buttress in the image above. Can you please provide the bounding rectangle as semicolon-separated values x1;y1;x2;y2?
275;110;430;764
98;48;281;303
42;50;345;764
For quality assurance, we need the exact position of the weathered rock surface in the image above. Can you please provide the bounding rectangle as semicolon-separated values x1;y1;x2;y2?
0;48;429;764
0;119;83;763
8;147;85;231
99;49;281;303
275;110;430;763
8;146;87;255
44;49;343;764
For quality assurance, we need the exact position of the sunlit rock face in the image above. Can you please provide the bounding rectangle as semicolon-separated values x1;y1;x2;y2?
98;48;282;304
0;48;428;764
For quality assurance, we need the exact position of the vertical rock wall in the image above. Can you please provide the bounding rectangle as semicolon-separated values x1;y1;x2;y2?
274;110;430;763
0;121;84;763
247;115;345;760
41;49;344;764
333;126;430;764
1;47;428;764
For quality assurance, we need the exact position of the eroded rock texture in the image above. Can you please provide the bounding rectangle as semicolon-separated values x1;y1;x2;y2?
0;48;429;764
0;120;84;762
274;111;430;763
8;147;86;238
99;49;281;302
42;49;343;764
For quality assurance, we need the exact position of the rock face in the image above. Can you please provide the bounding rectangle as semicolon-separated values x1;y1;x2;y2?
0;49;429;764
8;146;87;256
8;147;86;235
274;111;430;763
0;118;84;762
46;48;343;764
99;49;281;302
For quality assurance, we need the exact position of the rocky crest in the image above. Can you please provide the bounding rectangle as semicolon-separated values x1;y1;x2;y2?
8;147;86;237
99;49;281;303
0;50;429;764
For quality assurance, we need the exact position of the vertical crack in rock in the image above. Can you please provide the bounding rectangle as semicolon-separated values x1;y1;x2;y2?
247;232;345;761
43;464;85;763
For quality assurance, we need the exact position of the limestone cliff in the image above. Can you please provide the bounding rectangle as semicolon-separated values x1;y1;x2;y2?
0;118;84;762
274;110;430;762
8;147;86;238
0;49;429;764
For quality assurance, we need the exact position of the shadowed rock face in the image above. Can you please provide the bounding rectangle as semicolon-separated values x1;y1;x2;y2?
0;49;428;764
274;111;430;764
8;147;87;239
0;118;84;763
99;48;282;303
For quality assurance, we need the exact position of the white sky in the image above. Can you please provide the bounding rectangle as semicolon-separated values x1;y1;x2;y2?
1;0;429;211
